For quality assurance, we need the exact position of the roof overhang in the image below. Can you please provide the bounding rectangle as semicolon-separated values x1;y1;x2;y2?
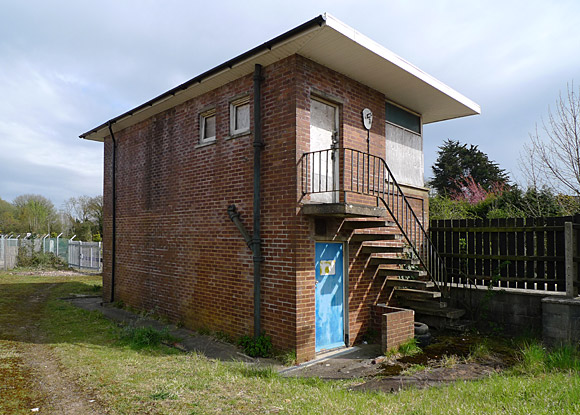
81;13;480;142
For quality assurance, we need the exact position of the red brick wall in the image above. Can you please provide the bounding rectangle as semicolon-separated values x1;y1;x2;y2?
372;304;415;352
104;71;266;338
101;52;429;364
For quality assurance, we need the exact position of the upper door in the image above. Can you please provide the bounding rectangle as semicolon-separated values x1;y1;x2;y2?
310;98;339;203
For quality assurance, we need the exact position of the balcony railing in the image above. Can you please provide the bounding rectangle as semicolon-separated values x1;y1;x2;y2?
298;147;447;290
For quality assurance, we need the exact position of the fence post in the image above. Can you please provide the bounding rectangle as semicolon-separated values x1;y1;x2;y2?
1;236;5;271
79;241;82;270
565;221;578;297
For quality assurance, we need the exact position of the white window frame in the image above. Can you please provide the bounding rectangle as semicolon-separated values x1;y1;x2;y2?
229;96;250;137
200;109;216;144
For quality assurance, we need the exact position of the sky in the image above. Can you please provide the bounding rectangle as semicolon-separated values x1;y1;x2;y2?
1;0;579;209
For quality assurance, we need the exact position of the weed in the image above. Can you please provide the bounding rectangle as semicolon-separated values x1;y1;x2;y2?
546;344;580;371
238;365;278;379
439;354;459;368
517;341;547;374
112;300;125;309
150;389;178;400
397;338;422;357
214;331;234;343
278;349;297;366
120;325;178;350
467;340;492;362
401;364;426;375
197;326;211;336
238;334;273;358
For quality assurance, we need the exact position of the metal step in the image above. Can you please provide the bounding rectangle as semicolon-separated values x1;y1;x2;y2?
351;233;401;242
342;219;394;230
393;288;441;300
385;278;435;290
377;266;424;278
361;244;405;254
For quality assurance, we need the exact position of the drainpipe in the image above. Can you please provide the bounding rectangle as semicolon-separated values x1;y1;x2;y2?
108;122;117;303
227;205;252;248
252;64;264;338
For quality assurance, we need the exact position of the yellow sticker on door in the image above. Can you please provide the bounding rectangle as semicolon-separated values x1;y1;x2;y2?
320;260;336;276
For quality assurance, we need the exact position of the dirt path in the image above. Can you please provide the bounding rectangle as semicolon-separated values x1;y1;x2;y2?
0;277;106;414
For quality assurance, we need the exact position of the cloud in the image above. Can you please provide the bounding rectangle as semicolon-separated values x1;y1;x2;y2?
1;0;580;207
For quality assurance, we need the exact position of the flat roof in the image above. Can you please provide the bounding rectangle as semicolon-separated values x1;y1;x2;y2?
81;13;480;142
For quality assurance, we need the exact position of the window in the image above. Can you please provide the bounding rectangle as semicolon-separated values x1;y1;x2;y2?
386;102;421;134
230;97;250;136
200;109;216;143
385;101;423;187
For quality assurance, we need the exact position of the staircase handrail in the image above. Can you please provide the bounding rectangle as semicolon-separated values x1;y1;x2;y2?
298;147;447;291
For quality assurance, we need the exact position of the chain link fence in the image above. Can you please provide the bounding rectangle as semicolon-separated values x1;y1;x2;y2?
0;235;102;272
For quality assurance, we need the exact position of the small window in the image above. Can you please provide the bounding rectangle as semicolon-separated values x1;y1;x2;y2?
230;97;250;136
200;109;216;143
386;102;421;134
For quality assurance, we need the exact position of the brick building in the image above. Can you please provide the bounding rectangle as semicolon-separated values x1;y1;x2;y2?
81;14;479;362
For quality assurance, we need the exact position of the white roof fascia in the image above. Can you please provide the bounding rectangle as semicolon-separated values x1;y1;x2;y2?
322;13;481;119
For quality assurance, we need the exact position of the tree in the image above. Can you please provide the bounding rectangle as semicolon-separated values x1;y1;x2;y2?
86;195;103;236
12;194;58;234
520;82;580;195
0;197;18;233
430;139;509;196
62;195;103;240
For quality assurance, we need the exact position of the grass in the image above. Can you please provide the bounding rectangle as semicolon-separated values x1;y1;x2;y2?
120;325;179;350
2;272;580;414
386;337;422;358
514;340;580;374
401;364;427;375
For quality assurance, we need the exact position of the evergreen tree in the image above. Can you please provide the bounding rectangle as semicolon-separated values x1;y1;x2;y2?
430;139;508;195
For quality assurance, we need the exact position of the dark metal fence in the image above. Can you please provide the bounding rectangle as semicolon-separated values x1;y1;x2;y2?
430;216;580;295
298;147;447;290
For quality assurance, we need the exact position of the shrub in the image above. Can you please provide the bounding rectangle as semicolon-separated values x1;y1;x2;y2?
16;246;67;269
238;334;273;358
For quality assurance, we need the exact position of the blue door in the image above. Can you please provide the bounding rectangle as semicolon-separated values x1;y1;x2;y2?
315;242;345;352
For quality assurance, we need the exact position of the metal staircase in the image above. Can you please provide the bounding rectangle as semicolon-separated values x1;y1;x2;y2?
299;148;465;327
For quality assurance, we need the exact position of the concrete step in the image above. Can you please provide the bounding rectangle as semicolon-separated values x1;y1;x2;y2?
397;298;448;309
414;308;468;328
342;219;395;230
361;243;405;254
350;233;401;242
445;319;475;332
385;278;435;290
394;288;441;301
404;300;465;319
377;266;424;278
369;256;412;266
